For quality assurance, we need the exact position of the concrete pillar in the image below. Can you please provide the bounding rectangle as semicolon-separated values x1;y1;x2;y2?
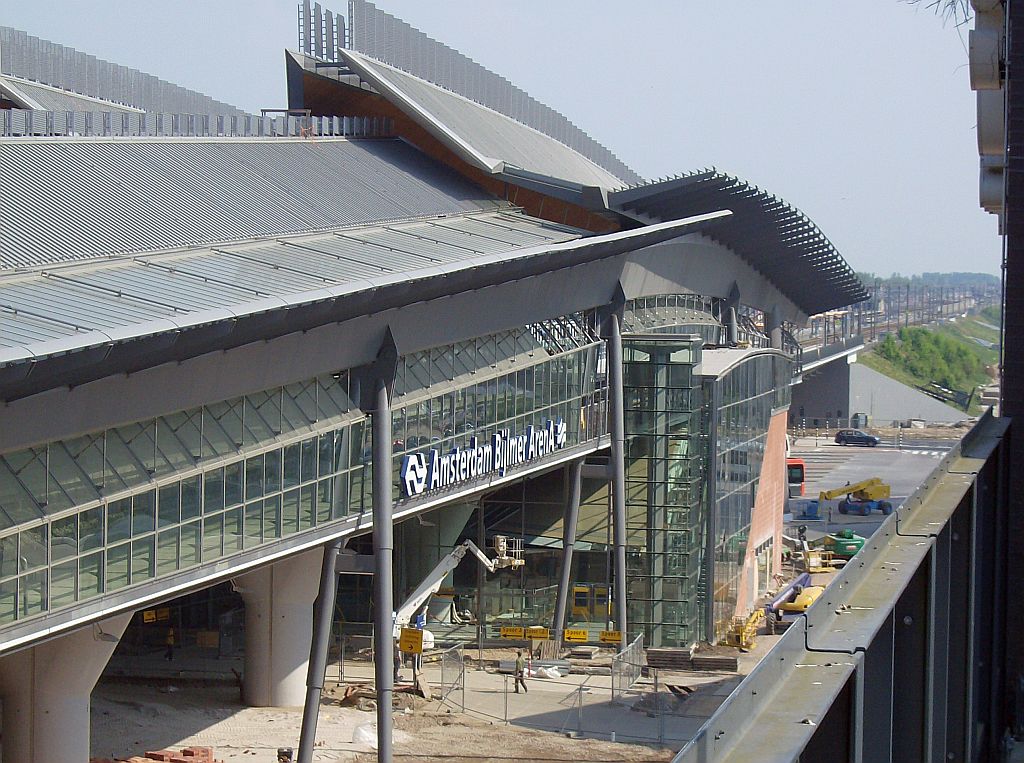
0;613;131;763
726;307;739;345
766;307;783;350
234;547;324;707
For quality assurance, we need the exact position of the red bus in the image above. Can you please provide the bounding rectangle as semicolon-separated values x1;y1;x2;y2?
786;457;806;498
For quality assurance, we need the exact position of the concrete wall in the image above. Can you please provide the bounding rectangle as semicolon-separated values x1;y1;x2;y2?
848;364;968;424
790;359;852;424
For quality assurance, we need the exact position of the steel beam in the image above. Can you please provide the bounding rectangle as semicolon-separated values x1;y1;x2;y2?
607;312;629;646
371;375;395;762
552;458;584;642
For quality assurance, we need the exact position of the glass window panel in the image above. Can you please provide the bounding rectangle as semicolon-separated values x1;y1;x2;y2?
158;484;180;528
181;476;201;521
132;490;156;536
243;390;280;446
244;501;262;547
20;570;46;617
0;578;15;623
154;416;195;474
282;489;300;535
157;529;179;575
180;521;201;568
79;550;103;600
263;495;281;540
51;559;77;608
51;515;77;562
1;449;46;519
131;536;154;583
45;441;100;510
78;506;103;552
264;449;282;494
317;478;333;523
104;426;151;489
17;525;46;573
349;421;367;469
106;544;130;591
203;469;224;513
204;399;242;456
282;381;317;432
245;455;264;501
203;514;223;560
224;507;243;554
283;443;301;489
300;438;317;483
0;535;17;578
318;374;352;420
161;409;203;463
299;485;315;529
224;462;243;507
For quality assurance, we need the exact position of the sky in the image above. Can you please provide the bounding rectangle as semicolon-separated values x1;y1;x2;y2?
1;1;1001;277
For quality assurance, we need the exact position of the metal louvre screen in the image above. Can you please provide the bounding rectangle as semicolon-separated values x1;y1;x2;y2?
342;0;642;185
0;25;247;116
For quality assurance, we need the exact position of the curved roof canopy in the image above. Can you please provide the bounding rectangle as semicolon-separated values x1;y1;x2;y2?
609;170;868;315
334;49;630;189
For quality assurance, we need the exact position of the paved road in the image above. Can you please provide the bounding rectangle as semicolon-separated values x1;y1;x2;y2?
787;439;957;542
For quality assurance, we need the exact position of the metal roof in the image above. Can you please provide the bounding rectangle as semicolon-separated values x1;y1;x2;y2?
333;49;631;190
608;170;869;314
0;74;143;113
342;0;643;185
0;210;580;360
0;136;503;269
0;211;730;401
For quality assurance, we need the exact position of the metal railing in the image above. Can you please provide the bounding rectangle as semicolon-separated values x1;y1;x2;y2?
0;109;394;139
674;410;1009;761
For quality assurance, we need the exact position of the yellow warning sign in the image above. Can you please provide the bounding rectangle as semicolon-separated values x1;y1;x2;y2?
600;630;622;643
526;626;550;640
563;628;588;642
142;609;156;623
500;626;525;639
156;607;171;621
399;627;423;654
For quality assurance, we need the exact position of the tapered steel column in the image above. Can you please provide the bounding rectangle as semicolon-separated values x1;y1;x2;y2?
372;376;394;762
608;314;629;647
298;539;342;763
553;458;585;642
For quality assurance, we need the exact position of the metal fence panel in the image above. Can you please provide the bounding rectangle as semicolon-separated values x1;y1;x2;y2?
610;632;644;703
439;643;465;712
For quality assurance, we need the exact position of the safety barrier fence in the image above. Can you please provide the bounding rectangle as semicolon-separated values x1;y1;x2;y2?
610;632;644;703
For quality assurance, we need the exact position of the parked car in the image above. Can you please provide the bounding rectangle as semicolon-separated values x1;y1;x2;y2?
834;429;880;447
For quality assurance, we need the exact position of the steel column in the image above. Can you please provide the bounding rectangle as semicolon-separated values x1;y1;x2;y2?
608;314;629;645
297;538;342;763
372;376;394;762
552;459;584;642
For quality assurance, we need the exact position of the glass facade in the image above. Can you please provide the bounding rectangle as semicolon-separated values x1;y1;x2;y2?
622;336;706;647
706;352;792;639
0;317;606;626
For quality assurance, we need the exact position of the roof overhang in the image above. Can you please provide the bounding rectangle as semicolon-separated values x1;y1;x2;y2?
0;210;731;403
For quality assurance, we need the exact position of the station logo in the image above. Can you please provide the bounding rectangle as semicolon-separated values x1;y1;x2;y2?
400;418;567;498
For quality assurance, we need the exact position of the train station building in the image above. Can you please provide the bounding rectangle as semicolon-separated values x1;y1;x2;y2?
0;2;865;759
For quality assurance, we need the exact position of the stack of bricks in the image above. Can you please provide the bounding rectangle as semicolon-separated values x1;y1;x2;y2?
90;747;222;763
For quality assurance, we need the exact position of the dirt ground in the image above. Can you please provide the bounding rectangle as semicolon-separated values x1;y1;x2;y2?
91;680;674;763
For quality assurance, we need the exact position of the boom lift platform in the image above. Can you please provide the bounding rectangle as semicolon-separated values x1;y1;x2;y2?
797;478;892;519
392;535;523;639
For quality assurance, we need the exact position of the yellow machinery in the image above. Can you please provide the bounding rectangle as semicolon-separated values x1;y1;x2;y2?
726;609;765;650
777;585;825;612
818;478;893;517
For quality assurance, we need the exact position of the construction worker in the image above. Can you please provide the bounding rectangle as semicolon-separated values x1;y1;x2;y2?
164;626;175;661
514;649;528;694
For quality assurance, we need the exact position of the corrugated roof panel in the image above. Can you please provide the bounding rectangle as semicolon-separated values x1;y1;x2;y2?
0;210;581;359
0;137;503;269
1;76;142;113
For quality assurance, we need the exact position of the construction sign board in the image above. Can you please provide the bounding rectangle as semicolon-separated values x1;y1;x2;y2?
563;628;588;642
526;626;550;640
399;627;423;654
500;626;525;639
600;630;622;643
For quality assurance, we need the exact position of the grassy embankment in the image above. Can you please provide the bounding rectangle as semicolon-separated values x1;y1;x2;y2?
858;311;999;416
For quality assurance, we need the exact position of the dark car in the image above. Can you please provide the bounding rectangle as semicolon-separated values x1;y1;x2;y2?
834;429;880;447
